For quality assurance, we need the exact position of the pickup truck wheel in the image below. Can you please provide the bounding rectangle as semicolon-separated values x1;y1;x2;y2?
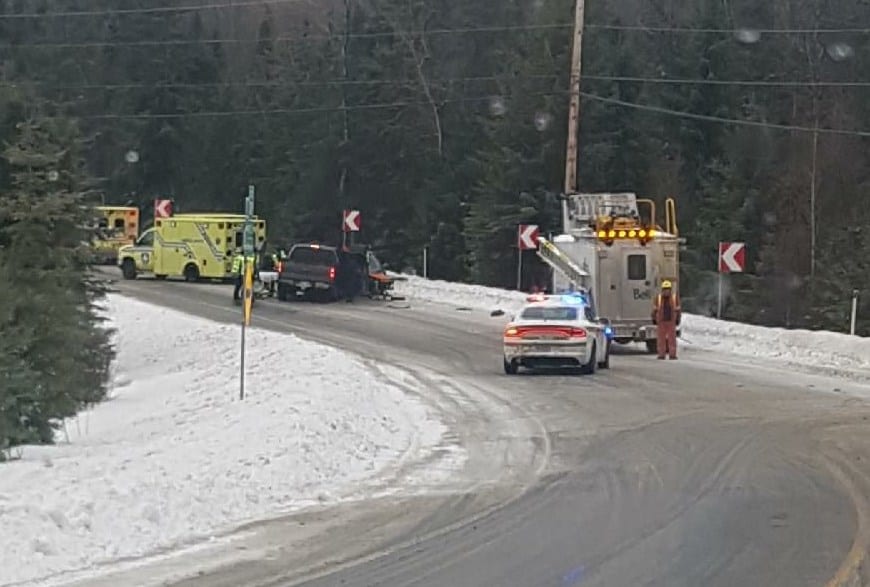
183;263;200;282
645;340;658;354
277;283;288;301
121;258;136;280
503;357;518;375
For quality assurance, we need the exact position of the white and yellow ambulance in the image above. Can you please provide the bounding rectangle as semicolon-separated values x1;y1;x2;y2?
89;206;140;264
117;213;267;281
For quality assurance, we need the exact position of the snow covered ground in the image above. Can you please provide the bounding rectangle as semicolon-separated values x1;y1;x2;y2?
393;275;870;380
0;295;447;587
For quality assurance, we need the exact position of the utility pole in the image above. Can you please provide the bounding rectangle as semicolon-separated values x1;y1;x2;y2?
562;0;586;227
810;126;818;277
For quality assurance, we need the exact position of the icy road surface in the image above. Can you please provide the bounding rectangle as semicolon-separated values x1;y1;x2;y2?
0;295;450;586
393;275;870;381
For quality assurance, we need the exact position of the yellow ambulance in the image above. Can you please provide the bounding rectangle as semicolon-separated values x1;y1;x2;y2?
89;206;140;264
117;213;267;281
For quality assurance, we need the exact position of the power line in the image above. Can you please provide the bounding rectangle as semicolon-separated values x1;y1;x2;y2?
4;22;867;50
10;74;870;92
580;91;870;137
585;75;870;88
0;74;559;91
585;23;870;34
1;1;868;38
19;75;870;136
66;90;568;120
0;24;573;50
65;87;870;138
1;0;868;38
0;0;304;19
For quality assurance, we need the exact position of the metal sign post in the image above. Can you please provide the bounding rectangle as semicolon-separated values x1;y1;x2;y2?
243;184;255;256
516;248;523;291
239;290;247;400
717;242;746;319
850;289;859;335
516;224;539;292
240;184;255;400
423;245;428;278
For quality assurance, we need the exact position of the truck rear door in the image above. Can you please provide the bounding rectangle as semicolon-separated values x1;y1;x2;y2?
621;248;653;320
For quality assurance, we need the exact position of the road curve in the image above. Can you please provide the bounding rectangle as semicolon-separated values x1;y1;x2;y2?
85;274;870;587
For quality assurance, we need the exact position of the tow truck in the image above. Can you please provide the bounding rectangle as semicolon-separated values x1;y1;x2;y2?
534;192;682;354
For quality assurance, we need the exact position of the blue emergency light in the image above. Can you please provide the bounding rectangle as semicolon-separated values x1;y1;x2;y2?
560;292;588;305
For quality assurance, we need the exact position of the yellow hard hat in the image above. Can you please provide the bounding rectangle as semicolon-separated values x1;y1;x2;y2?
661;280;673;289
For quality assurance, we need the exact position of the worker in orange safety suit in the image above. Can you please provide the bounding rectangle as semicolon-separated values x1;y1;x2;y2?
651;280;681;360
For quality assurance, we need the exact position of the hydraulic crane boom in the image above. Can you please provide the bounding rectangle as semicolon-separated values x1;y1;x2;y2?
536;237;589;291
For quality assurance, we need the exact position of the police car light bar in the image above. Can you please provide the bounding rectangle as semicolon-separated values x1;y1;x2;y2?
560;293;588;305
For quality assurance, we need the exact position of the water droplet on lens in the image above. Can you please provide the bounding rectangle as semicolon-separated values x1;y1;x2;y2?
489;96;507;117
734;29;761;44
534;111;553;131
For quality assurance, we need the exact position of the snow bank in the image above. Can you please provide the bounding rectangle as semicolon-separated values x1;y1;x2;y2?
681;313;870;378
394;275;527;314
394;275;870;378
0;295;445;586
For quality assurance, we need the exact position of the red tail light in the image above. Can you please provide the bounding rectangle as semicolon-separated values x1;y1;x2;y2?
328;266;336;281
503;325;587;339
276;261;284;273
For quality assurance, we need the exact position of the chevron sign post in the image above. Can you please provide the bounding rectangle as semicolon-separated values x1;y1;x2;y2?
717;242;746;319
343;209;361;232
342;209;361;250
154;198;173;219
517;224;539;290
719;242;745;273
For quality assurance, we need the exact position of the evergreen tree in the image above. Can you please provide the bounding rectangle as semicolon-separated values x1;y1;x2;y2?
0;118;115;458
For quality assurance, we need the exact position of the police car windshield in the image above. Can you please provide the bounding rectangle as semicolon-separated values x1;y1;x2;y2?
520;306;578;321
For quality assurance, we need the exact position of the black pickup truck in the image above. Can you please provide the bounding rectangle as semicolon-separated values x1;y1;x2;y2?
276;243;341;301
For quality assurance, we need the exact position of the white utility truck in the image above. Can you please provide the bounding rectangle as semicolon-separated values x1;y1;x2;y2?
536;192;682;354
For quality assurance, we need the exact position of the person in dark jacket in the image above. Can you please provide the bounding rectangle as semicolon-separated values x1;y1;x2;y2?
347;254;364;302
336;250;363;302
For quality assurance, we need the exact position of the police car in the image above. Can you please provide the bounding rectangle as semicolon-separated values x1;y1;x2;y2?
502;293;613;375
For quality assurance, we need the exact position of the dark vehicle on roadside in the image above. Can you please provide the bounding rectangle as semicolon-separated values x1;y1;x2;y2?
276;243;341;302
